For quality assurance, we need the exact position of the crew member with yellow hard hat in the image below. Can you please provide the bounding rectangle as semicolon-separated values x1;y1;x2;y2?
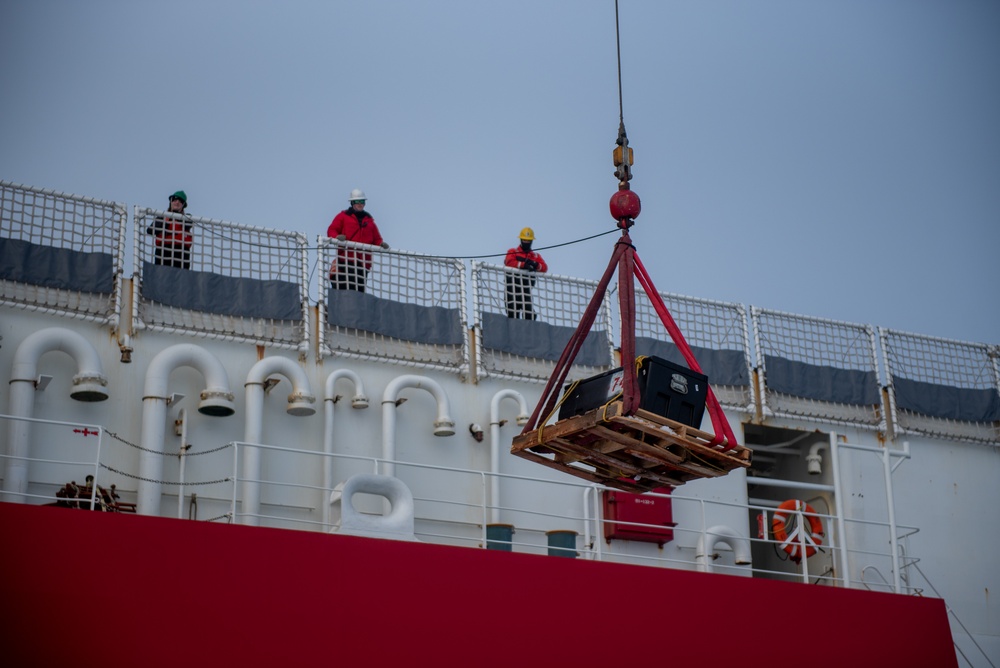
504;227;548;319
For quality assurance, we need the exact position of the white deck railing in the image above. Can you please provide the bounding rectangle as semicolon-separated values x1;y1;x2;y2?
2;180;997;443
0;411;922;594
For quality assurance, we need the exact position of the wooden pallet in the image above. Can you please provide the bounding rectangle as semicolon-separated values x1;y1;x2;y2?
511;401;752;493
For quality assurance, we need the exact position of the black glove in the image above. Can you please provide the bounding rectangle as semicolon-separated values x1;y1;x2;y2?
523;259;539;272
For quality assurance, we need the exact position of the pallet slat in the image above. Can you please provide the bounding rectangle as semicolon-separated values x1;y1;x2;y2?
511;401;752;492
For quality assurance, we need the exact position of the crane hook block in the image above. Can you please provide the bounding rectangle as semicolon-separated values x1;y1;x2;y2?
613;121;634;184
613;144;634;184
613;144;634;168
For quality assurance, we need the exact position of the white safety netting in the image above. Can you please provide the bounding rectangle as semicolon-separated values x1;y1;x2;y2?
319;238;469;374
880;328;1000;445
5;178;998;443
472;262;615;383
133;208;309;350
634;289;755;413
752;307;884;429
0;181;126;322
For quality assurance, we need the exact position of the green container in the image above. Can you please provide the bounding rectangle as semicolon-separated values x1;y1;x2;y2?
486;523;515;551
546;530;578;558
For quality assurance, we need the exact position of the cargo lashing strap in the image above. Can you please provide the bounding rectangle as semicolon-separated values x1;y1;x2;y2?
540;356;646;431
521;230;737;450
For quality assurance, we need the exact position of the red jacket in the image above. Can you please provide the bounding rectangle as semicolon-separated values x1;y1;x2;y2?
328;209;384;269
147;214;193;249
505;247;548;273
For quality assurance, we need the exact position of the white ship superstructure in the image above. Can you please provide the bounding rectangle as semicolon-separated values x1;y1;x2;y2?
1;180;997;666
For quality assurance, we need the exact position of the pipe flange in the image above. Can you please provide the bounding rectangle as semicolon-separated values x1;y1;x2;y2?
433;418;456;436
72;373;109;387
70;373;110;402
201;389;235;403
288;391;316;405
199;388;236;417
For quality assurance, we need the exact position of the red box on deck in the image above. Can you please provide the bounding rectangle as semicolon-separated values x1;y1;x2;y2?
602;487;676;547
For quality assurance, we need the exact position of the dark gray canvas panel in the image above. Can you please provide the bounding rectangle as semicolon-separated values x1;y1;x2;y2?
326;289;463;345
143;262;302;321
764;355;881;406
480;312;611;367
0;237;113;294
893;376;1000;423
636;337;749;387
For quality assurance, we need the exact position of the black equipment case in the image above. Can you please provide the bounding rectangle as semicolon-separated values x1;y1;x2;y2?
557;356;709;428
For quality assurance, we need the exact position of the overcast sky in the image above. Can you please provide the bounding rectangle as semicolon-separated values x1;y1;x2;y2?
2;0;998;345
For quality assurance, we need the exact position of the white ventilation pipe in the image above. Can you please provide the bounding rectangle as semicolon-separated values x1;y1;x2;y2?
695;525;752;572
806;442;826;475
137;344;235;515
2;328;109;502
488;389;530;524
381;375;455;477
323;369;369;527
240;356;317;526
176;408;189;520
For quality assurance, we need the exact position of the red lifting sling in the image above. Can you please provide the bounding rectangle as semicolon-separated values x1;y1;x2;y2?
519;228;738;452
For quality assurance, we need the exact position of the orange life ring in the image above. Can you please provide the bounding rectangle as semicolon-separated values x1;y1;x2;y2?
771;499;824;562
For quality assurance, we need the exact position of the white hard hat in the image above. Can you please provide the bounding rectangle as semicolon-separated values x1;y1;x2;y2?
349;188;366;202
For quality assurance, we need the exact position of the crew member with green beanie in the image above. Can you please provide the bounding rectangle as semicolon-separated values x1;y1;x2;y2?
146;190;193;269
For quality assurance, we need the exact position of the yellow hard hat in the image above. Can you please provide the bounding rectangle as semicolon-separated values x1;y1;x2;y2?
519;227;535;242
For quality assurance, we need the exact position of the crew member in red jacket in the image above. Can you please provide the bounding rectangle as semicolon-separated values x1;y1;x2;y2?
146;190;193;269
504;227;548;320
327;188;388;292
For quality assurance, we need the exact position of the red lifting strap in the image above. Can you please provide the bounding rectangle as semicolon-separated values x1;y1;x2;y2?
617;234;640;416
521;231;737;451
633;253;737;450
521;234;633;433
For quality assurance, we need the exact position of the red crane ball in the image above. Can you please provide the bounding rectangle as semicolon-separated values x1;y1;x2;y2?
609;189;641;221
